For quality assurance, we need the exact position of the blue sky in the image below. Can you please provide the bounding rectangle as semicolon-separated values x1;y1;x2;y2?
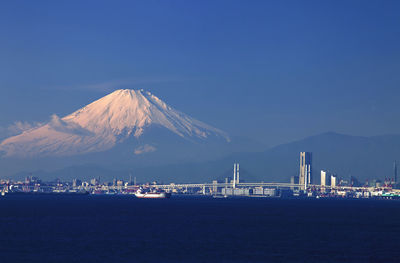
0;0;399;146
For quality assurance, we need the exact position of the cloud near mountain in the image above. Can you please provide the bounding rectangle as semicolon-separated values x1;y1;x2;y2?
48;114;93;136
134;144;156;155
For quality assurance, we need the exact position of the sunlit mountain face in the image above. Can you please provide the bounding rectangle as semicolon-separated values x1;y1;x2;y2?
0;89;229;158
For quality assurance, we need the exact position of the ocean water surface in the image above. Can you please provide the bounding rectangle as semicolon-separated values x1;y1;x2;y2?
0;195;399;263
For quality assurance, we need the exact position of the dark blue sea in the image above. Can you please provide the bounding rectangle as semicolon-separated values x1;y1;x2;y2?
0;195;399;263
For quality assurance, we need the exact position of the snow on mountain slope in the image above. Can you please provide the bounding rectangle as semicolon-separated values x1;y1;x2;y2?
0;89;229;157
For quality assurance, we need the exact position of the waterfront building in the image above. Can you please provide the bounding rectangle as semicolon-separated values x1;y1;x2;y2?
212;180;218;194
339;178;349;186
321;170;327;187
254;187;264;195
299;152;312;189
375;180;382;188
90;178;99;186
263;188;276;196
331;175;337;188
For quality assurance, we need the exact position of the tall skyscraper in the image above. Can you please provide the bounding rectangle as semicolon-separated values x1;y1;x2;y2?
394;161;398;184
320;170;327;187
331;175;337;188
299;152;312;189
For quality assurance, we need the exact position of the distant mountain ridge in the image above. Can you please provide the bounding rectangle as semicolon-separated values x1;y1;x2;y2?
220;132;400;183
0;89;229;158
3;132;400;183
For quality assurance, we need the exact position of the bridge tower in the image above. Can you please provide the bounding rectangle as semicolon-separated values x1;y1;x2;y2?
233;163;240;188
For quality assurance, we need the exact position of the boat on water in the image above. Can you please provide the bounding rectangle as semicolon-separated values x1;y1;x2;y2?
134;189;171;199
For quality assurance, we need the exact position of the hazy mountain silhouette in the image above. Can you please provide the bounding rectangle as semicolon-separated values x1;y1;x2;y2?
5;132;400;183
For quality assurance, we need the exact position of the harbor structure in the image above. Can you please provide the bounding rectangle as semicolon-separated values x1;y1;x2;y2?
299;152;312;189
3;161;400;199
3;158;400;199
233;163;239;188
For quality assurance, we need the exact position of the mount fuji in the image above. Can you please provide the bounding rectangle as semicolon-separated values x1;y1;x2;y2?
0;89;230;159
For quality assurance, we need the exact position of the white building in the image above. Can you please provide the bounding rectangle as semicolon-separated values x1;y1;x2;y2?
331;175;337;188
321;170;327;186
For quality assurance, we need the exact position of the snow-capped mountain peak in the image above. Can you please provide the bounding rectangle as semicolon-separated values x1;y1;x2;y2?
0;89;229;157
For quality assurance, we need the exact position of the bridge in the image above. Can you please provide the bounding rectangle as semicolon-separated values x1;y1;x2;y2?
125;182;398;193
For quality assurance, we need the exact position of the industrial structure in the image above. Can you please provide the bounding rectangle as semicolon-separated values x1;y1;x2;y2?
233;163;239;188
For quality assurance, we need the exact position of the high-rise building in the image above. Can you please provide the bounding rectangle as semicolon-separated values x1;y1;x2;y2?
394;161;398;184
321;170;328;187
299;152;312;189
331;175;337;188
